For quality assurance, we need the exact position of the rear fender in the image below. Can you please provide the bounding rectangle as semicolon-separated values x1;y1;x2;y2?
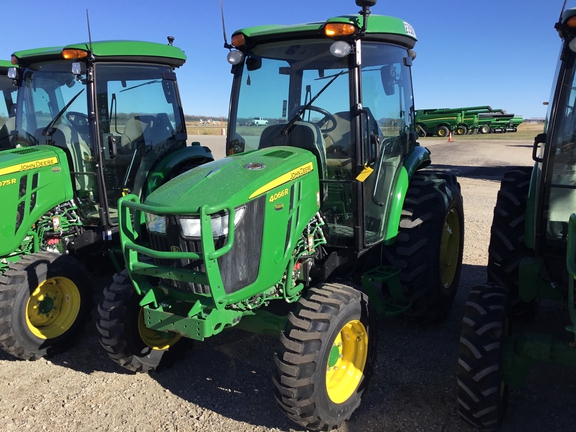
383;146;431;243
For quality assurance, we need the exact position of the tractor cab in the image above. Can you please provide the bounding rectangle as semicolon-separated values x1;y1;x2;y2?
225;5;424;250
0;60;17;149
8;40;204;230
532;7;576;257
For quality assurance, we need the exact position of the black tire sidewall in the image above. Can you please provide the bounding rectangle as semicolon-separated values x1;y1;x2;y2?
8;253;92;356
312;293;374;421
387;172;464;322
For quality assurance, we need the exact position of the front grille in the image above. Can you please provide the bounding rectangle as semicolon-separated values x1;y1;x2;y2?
147;196;265;295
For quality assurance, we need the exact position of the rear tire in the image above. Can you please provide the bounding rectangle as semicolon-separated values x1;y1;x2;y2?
487;167;539;321
273;283;377;431
457;283;510;429
97;270;191;372
437;125;450;137
455;125;468;135
479;125;490;134
384;171;464;323
0;252;92;360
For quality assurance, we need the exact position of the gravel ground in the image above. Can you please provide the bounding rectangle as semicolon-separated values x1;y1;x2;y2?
1;136;575;431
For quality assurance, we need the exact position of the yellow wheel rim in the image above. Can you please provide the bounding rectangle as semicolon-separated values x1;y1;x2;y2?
325;319;368;404
25;276;81;340
137;309;181;350
439;208;461;288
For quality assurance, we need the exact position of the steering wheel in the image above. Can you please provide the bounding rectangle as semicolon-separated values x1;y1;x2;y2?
295;105;337;132
66;111;89;130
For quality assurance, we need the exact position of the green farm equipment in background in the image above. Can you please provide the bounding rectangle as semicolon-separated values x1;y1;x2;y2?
477;112;524;134
97;1;464;430
457;6;576;429
0;39;213;360
416;105;523;137
0;60;17;148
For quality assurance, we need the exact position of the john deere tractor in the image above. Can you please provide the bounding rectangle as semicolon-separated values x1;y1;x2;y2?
0;39;213;360
457;6;576;429
97;1;464;429
0;60;17;148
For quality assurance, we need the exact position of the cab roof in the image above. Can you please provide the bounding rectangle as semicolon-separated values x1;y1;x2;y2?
12;40;187;68
0;60;11;73
233;14;417;49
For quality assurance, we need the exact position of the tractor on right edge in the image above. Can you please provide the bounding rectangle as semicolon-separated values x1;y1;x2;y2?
457;6;576;429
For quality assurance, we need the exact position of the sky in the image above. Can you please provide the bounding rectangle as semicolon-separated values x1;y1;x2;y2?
0;0;569;119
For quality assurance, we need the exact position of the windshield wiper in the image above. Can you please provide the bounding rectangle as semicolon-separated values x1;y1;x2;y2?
119;79;161;93
42;88;85;136
281;70;344;135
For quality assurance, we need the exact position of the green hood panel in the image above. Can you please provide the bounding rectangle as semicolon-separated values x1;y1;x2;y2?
145;147;319;212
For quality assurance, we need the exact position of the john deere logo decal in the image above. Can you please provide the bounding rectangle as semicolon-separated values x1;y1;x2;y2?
170;246;181;252
0;157;58;176
249;162;314;199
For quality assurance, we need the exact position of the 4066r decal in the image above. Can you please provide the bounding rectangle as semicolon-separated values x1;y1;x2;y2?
269;188;289;203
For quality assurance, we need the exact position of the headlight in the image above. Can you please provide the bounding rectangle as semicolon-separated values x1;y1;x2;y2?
145;213;166;234
180;206;246;238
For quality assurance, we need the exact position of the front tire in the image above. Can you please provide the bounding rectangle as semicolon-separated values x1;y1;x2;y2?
97;270;191;372
384;171;464;323
273;283;377;431
457;283;510;429
0;252;92;360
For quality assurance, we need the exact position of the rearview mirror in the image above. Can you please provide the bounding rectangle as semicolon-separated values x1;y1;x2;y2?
381;65;396;96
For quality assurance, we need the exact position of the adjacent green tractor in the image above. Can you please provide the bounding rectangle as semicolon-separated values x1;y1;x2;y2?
0;39;213;360
457;7;576;429
97;1;464;429
0;60;17;148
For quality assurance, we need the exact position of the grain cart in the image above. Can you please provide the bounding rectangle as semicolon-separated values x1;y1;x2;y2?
457;6;576;429
415;105;494;137
97;1;464;429
0;60;17;148
0;40;213;360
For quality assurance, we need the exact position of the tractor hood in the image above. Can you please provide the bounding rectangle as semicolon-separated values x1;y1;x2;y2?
0;146;73;256
144;146;320;214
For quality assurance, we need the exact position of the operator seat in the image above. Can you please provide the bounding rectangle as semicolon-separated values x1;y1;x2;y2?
120;115;155;153
0;117;15;149
324;111;351;155
34;125;95;193
258;121;327;178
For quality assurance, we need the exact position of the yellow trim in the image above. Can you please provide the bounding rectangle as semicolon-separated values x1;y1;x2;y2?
0;157;58;176
355;165;373;182
249;162;314;199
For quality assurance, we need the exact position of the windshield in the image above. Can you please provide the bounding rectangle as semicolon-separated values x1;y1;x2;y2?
228;39;415;247
13;61;186;225
96;63;186;225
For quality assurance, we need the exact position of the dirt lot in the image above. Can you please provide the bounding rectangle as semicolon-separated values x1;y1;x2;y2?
1;132;575;432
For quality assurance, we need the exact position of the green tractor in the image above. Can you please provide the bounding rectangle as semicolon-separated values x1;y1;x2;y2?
0;39;213;360
0;60;17;148
97;1;464;429
457;6;576;429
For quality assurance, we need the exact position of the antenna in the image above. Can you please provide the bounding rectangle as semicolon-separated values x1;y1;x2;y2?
560;0;568;22
86;9;94;60
220;0;233;50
